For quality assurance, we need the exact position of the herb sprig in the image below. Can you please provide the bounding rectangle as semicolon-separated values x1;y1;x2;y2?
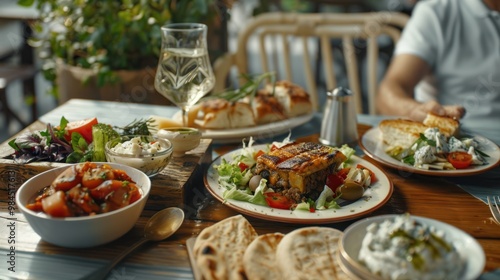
206;72;276;102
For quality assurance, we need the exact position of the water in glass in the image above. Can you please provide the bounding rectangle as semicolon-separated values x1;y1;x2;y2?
155;23;215;126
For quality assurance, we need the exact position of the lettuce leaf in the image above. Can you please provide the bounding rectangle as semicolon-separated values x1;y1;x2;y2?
222;178;267;206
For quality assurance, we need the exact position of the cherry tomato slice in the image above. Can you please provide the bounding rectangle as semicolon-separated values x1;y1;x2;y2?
326;174;344;193
65;117;98;144
336;167;351;180
264;192;294;210
447;151;473;169
254;150;265;160
238;162;249;172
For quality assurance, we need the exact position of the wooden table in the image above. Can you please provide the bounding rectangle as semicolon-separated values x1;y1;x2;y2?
0;101;499;279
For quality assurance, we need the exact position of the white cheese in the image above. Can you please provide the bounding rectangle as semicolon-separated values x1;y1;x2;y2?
414;145;436;167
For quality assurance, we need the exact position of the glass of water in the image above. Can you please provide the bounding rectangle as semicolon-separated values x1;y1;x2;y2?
154;23;215;126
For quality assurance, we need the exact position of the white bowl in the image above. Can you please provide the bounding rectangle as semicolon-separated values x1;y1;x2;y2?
105;135;173;176
15;162;151;248
338;214;485;280
156;127;201;156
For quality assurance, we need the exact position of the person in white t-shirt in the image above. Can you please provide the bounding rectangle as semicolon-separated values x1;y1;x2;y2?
376;0;500;144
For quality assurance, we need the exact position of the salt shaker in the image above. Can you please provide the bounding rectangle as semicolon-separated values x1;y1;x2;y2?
319;87;358;147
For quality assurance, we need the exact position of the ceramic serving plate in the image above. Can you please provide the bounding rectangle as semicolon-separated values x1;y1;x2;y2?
173;112;314;143
360;127;500;177
339;214;485;280
203;145;393;224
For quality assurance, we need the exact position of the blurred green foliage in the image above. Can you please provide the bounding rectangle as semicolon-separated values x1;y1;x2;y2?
17;0;223;97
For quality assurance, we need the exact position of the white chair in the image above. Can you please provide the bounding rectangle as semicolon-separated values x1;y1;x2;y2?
0;19;38;128
213;12;409;114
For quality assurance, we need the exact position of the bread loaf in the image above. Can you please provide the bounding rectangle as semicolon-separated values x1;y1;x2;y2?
379;119;428;149
251;90;287;124
379;113;461;149
195;99;256;129
422;112;459;137
265;80;313;118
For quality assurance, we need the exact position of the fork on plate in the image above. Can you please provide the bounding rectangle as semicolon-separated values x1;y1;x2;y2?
487;196;500;225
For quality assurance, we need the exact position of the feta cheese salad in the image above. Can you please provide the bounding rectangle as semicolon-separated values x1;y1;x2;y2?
386;128;490;170
214;136;378;212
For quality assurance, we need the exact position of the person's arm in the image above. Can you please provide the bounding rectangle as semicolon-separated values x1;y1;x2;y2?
376;54;465;122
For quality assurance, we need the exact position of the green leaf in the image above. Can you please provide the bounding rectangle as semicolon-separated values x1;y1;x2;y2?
17;0;34;7
475;149;490;158
8;139;19;151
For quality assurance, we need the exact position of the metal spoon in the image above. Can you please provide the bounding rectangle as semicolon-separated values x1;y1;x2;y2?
84;207;185;280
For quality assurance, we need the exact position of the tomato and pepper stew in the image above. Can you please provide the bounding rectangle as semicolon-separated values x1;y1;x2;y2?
27;162;142;217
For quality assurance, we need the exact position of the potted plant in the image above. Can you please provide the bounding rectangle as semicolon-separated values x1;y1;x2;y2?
18;0;228;104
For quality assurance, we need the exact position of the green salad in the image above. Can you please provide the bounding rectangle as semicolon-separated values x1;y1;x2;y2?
214;137;364;212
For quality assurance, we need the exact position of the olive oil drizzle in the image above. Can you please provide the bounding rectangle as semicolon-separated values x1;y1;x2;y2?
390;227;452;271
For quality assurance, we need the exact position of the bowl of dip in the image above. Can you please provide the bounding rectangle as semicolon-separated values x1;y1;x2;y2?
105;135;173;177
157;127;201;157
338;214;485;280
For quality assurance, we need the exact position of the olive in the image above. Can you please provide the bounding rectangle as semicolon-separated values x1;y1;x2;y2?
336;179;365;201
248;175;263;192
260;170;270;180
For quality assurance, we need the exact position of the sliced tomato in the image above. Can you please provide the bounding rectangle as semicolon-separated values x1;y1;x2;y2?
65;117;98;144
356;164;378;183
264;192;294;210
336;167;351;180
326;173;344;193
238;162;249;172
254;150;265;160
447;151;473;169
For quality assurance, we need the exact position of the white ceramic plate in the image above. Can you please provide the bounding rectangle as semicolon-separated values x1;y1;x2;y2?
339;214;485;280
203;145;394;224
360;127;500;176
174;112;314;143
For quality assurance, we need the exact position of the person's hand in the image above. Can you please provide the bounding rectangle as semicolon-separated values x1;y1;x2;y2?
408;100;466;122
443;105;466;120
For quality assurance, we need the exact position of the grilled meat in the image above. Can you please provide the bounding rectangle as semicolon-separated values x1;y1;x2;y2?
254;142;347;202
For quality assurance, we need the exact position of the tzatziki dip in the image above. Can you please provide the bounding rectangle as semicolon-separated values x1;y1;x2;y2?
358;214;463;280
110;136;166;156
105;136;172;176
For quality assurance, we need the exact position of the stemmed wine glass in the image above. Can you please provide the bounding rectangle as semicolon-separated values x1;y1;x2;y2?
154;23;215;126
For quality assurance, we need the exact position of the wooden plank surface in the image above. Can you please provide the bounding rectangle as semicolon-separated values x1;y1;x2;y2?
0;121;213;210
1;120;499;278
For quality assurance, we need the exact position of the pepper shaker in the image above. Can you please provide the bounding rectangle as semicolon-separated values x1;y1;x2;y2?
319;87;358;147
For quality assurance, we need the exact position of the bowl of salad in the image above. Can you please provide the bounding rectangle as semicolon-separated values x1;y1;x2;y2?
15;162;151;248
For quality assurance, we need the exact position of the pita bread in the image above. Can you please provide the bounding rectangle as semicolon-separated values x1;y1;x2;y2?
193;215;258;280
243;232;285;280
276;227;349;280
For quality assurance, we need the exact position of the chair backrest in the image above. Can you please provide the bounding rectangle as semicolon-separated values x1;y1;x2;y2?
213;12;409;114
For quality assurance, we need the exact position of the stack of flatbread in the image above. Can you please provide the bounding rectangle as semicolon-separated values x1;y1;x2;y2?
191;215;349;280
